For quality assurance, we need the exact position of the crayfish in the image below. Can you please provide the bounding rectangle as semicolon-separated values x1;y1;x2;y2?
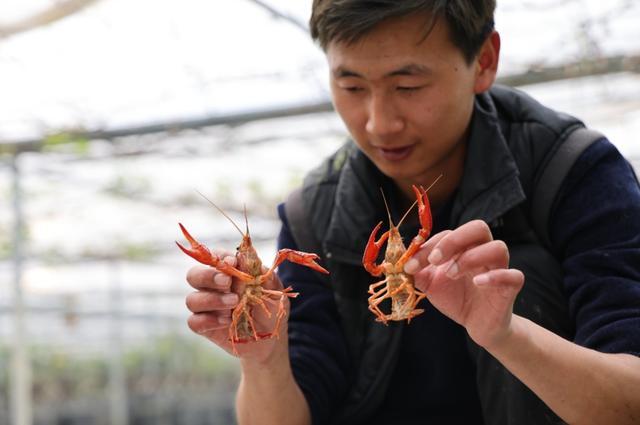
176;199;329;353
363;181;437;324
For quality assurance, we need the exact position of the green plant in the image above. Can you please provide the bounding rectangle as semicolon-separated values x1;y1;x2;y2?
42;132;90;155
103;175;152;199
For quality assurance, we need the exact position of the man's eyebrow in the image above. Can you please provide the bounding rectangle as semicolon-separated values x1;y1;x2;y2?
332;67;361;78
387;64;431;76
332;64;431;78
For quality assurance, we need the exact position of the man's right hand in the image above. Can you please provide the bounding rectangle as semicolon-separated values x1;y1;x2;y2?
184;250;291;364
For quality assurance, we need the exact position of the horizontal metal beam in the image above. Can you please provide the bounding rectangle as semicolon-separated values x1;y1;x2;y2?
0;0;101;40
2;54;639;155
0;100;335;155
245;0;308;33
499;54;640;87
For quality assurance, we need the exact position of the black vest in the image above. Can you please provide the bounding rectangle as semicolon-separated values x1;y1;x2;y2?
289;85;583;424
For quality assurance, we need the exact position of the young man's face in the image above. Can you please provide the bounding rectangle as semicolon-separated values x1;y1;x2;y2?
327;13;495;197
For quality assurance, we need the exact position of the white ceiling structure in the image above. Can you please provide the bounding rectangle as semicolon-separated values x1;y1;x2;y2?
0;0;638;143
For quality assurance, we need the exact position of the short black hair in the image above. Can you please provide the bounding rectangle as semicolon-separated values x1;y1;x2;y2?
310;0;496;64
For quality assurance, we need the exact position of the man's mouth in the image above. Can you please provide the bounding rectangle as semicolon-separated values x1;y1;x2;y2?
377;145;414;162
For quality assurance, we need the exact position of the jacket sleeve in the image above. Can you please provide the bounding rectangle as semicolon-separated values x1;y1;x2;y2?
276;203;352;425
551;137;640;356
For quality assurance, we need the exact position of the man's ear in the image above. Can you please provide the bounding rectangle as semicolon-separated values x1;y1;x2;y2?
473;31;500;93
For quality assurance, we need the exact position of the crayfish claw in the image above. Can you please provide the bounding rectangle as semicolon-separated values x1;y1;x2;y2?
363;222;388;276
176;223;218;266
269;249;330;276
412;184;433;237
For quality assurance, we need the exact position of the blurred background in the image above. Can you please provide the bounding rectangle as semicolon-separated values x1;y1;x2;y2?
0;0;638;424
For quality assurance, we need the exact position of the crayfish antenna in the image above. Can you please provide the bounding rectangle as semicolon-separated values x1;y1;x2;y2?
423;173;444;193
380;187;419;230
196;190;245;237
243;204;250;238
397;174;444;228
397;197;419;229
379;188;395;229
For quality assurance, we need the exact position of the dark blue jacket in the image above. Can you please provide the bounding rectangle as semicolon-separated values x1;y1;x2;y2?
277;87;640;425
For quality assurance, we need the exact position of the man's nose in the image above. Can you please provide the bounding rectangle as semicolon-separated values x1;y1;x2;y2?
365;93;404;136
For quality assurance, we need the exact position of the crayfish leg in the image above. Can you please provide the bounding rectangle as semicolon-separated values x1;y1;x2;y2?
405;309;425;323
262;287;298;339
368;279;387;295
368;296;391;325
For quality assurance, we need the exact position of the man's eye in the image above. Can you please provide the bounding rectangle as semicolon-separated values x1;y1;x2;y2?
397;86;421;92
344;86;363;92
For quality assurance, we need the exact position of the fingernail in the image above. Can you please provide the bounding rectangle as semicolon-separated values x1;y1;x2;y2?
221;293;238;306
428;248;443;264
214;273;230;288
474;274;490;286
445;261;459;278
404;258;419;274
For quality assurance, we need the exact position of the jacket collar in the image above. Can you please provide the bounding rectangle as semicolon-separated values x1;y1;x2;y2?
323;91;526;264
449;91;526;227
324;144;387;265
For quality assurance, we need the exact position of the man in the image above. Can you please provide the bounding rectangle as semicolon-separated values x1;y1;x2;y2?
184;1;640;424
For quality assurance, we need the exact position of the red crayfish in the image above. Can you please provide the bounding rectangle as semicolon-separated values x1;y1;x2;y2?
177;200;329;353
362;180;438;324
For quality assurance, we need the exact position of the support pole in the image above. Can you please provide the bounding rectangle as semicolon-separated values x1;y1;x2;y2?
10;154;33;425
108;259;129;425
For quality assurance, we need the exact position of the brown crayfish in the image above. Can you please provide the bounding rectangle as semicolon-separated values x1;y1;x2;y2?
362;182;436;324
176;200;329;353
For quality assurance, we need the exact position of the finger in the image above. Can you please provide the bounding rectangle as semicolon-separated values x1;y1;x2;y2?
185;290;238;313
473;268;524;295
404;230;452;274
427;220;493;266
413;265;436;292
187;311;233;334
186;265;233;291
261;272;285;291
186;266;217;289
444;240;509;279
212;249;237;267
214;272;233;289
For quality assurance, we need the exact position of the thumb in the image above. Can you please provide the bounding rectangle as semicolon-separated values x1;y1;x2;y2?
260;266;284;291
